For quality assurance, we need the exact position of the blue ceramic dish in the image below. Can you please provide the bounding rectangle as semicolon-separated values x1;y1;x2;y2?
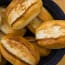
43;0;65;19
38;49;65;65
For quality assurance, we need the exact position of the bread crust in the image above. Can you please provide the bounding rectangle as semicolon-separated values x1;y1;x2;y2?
5;0;42;30
36;20;65;49
38;7;53;21
1;34;40;65
0;44;27;65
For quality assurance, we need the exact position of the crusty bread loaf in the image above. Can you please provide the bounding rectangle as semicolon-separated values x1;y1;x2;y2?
0;34;40;65
0;43;28;65
5;0;42;30
0;7;26;35
36;20;65;49
38;7;53;21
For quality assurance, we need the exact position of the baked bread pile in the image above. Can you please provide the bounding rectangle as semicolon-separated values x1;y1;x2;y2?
0;0;65;65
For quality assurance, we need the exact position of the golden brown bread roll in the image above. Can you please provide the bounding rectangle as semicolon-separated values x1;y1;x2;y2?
0;43;27;65
36;20;65;49
38;7;53;21
0;9;26;35
5;0;42;30
0;43;28;65
27;18;42;34
0;34;40;65
25;36;51;56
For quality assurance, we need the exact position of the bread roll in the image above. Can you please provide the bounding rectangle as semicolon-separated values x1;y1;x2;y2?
0;43;28;65
36;20;65;49
0;34;40;65
1;10;26;36
38;7;53;21
25;36;51;56
28;18;42;34
5;0;42;30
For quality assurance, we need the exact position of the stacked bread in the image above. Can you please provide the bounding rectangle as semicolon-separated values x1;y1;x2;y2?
0;0;65;65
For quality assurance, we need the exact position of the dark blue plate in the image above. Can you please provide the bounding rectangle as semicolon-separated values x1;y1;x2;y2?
43;0;65;19
38;49;65;65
